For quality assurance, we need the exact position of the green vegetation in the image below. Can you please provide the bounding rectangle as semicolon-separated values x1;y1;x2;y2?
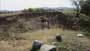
80;0;90;16
64;12;90;36
23;8;49;13
71;0;90;17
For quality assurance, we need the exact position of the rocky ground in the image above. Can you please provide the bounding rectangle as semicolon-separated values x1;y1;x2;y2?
0;28;90;51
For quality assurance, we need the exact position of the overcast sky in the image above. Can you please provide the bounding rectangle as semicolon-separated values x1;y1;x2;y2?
0;0;73;11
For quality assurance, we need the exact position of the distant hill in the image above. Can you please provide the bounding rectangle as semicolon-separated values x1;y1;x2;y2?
0;10;22;14
22;7;74;12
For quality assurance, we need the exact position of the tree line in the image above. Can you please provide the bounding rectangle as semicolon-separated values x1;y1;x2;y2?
72;0;90;17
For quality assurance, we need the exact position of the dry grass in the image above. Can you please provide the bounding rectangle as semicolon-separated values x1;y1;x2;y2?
0;28;90;51
0;13;21;17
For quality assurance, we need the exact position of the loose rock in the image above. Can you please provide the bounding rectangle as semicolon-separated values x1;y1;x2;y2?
31;40;43;51
40;44;57;51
